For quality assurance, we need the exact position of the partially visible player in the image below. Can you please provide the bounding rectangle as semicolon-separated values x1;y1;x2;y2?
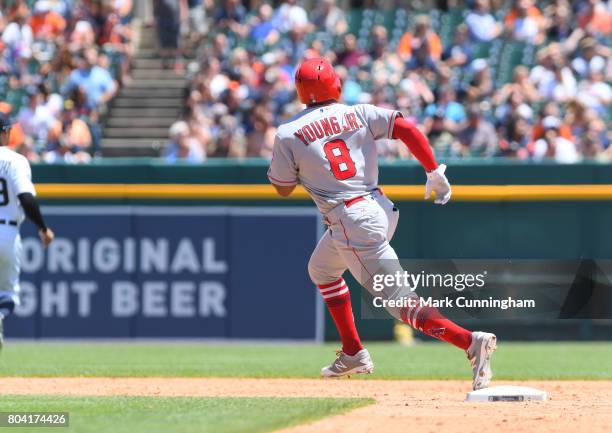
268;58;497;390
0;113;54;350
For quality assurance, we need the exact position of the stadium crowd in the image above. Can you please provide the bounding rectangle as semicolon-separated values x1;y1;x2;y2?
169;0;611;163
0;0;132;162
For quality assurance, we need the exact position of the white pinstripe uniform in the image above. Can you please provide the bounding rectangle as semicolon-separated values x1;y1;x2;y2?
0;147;35;314
268;103;408;307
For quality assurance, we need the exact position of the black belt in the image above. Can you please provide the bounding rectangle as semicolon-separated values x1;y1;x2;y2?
0;220;17;226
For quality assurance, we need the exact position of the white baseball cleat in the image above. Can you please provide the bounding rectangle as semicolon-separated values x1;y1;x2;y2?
467;331;497;390
321;348;374;377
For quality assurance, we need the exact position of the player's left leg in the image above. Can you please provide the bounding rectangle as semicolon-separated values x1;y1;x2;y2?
0;235;22;351
0;294;16;350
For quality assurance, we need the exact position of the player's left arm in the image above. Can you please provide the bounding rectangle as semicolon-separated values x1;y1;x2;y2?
391;116;451;205
18;193;54;247
11;157;54;247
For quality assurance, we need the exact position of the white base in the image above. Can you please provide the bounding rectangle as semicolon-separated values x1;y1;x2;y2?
466;385;547;402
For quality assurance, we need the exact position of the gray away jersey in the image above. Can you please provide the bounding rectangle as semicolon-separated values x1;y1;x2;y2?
268;103;401;213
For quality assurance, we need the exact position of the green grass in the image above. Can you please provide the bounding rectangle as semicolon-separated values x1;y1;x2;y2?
1;342;610;380
0;395;371;433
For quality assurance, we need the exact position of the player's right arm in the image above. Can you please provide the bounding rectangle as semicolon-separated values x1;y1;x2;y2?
268;133;298;198
391;116;451;205
357;103;451;205
11;156;54;247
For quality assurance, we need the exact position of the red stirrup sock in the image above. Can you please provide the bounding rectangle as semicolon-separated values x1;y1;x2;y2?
318;278;363;356
401;303;472;350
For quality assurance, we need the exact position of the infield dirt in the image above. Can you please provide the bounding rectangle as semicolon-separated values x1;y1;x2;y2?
1;378;610;433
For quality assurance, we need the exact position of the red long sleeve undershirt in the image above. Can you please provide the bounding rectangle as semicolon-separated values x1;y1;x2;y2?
391;116;438;172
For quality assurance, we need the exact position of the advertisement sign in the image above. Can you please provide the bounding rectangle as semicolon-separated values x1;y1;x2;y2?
10;207;322;340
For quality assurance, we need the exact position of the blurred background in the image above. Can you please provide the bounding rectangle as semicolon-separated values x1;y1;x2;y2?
0;0;609;161
1;0;611;343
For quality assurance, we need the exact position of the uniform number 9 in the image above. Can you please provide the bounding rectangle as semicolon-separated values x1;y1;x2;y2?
0;178;8;206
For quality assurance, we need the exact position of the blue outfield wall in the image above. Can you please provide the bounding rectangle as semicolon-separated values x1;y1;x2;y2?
12;206;323;340
9;159;612;341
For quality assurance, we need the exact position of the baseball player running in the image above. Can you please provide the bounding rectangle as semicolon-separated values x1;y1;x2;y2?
268;58;496;390
0;113;54;350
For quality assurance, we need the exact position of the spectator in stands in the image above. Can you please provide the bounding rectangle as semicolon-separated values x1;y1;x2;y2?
70;19;96;51
497;114;532;158
29;1;66;39
209;114;245;158
533;116;579;163
504;0;546;44
164;120;205;163
116;0;134;24
336;34;366;68
312;0;347;35
576;0;611;37
542;61;577;102
0;0;131;162
183;0;209;52
280;28;307;65
424;86;466;135
274;0;309;33
442;24;472;68
571;37;607;80
42;106;93;164
370;25;388;61
495;88;533;127
168;1;610;163
544;0;573;41
465;59;494;102
406;39;439;77
465;0;502;42
2;7;33;63
17;89;54;147
246;104;275;157
249;3;280;49
398;70;435;109
456;104;499;156
493;65;539;105
424;108;455;156
529;44;576;102
577;68;612;114
153;0;186;71
97;2;134;85
398;15;442;62
215;0;248;36
63;48;117;109
48;101;93;162
582;116;610;158
532;101;572;142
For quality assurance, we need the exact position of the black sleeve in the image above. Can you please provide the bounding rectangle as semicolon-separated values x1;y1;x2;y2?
17;193;47;231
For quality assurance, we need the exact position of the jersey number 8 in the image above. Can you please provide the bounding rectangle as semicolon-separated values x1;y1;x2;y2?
323;139;356;180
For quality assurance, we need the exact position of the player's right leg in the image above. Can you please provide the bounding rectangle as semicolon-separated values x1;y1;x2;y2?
308;229;373;377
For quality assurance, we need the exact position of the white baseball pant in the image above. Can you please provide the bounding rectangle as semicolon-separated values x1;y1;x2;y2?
308;189;406;302
0;233;22;316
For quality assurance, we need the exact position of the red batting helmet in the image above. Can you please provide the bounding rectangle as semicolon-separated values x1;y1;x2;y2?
295;58;341;105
